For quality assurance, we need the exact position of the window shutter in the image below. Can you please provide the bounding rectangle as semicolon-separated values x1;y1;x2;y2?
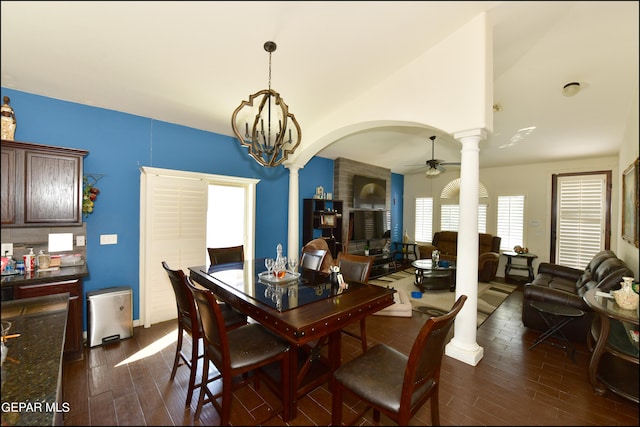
478;205;487;234
141;172;208;327
415;197;433;242
556;175;605;268
440;204;486;233
441;205;459;231
497;195;525;251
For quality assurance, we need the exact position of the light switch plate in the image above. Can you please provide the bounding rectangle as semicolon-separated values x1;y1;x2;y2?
1;243;13;256
76;235;86;246
100;234;118;245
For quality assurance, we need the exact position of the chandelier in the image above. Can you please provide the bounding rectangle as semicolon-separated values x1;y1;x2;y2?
231;41;301;167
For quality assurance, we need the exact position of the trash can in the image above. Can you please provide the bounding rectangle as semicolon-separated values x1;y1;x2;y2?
87;286;133;347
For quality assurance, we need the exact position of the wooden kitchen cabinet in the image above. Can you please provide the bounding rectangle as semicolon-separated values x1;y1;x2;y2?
1;139;88;226
14;278;84;361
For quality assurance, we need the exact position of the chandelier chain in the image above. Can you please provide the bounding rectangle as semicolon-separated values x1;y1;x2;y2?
268;51;272;92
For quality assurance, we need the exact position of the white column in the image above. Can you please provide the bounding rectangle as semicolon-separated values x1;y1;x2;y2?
286;164;302;261
445;129;486;366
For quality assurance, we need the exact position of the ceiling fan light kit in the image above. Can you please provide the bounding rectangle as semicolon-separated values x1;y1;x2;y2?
425;167;441;177
407;135;460;177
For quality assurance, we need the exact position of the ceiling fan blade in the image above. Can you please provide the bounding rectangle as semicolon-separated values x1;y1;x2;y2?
440;161;461;166
406;165;428;174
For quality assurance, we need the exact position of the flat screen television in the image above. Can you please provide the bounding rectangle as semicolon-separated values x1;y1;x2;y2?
351;210;390;241
353;175;386;209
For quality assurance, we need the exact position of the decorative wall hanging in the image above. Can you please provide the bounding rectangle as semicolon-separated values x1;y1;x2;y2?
1;96;17;141
621;157;639;248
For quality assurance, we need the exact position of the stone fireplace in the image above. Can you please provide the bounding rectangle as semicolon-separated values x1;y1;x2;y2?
333;157;391;253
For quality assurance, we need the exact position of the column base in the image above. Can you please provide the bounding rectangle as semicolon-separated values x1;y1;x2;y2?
445;338;484;366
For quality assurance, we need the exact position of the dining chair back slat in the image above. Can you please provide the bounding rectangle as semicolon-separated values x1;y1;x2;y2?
208;245;244;266
300;248;327;271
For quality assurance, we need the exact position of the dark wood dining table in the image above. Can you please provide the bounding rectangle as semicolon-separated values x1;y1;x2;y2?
188;259;396;420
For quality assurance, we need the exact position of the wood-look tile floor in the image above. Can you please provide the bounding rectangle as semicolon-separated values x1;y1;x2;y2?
62;286;639;426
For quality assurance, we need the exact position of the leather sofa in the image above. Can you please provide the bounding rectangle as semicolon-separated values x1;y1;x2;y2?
417;231;501;282
522;250;634;342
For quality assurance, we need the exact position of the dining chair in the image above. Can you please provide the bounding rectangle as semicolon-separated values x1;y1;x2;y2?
299;248;327;271
300;238;334;272
207;244;244;266
337;252;374;352
161;261;247;409
189;283;292;425
331;294;467;426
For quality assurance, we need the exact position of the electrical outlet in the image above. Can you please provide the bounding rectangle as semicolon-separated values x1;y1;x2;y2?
1;243;13;256
76;235;85;246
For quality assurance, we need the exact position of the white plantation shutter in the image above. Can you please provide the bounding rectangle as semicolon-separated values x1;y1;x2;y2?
441;205;459;231
556;175;605;269
497;195;525;251
478;205;487;233
141;171;208;327
440;204;486;233
415;197;433;242
140;167;259;328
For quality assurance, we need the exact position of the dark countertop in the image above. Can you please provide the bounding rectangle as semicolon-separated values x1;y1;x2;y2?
1;293;69;426
1;264;88;287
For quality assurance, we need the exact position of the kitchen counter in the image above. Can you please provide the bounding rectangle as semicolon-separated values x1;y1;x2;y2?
1;264;88;286
1;293;69;426
1;265;88;302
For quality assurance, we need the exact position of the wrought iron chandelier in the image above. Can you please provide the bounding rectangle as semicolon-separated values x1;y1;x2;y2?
231;41;301;167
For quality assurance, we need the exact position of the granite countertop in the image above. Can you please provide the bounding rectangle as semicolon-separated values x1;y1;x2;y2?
1;293;69;426
1;264;89;287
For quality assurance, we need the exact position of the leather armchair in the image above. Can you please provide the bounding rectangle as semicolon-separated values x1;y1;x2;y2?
417;231;501;282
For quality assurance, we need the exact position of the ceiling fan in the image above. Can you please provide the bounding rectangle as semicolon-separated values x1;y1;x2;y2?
407;135;460;176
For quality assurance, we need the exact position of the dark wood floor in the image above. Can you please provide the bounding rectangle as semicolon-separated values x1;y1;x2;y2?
62;285;639;426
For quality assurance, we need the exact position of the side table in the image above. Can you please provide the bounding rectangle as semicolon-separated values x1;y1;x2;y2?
583;288;639;403
503;251;537;284
528;300;584;362
393;242;418;263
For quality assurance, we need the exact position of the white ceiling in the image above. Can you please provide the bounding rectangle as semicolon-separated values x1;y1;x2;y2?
1;1;638;175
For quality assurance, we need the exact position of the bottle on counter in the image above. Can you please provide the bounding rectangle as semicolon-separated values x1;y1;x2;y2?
24;248;35;272
37;250;51;269
5;255;16;273
274;243;287;278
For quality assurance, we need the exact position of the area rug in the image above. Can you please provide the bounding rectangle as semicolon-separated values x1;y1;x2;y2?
370;268;516;327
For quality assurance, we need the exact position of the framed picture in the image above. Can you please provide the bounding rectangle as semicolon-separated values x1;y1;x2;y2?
314;186;324;199
622;157;639;248
321;213;336;227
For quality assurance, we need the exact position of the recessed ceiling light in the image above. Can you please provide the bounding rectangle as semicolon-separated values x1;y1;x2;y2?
562;82;581;97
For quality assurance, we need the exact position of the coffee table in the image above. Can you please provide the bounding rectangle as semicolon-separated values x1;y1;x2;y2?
411;259;456;292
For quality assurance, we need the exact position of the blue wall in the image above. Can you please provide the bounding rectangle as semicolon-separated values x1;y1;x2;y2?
390;173;404;243
1;87;404;328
